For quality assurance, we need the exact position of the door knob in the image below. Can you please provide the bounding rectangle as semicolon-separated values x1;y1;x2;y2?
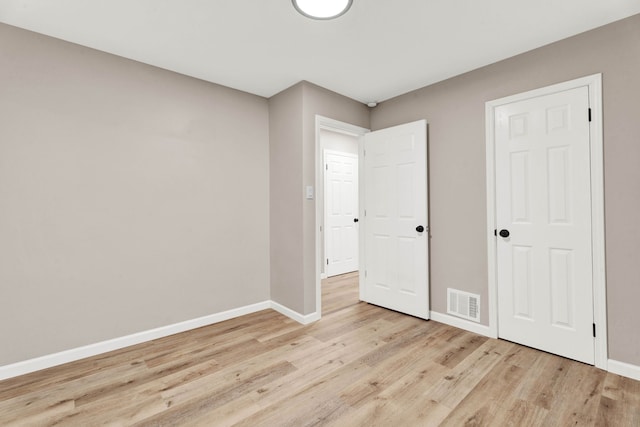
353;218;359;223
499;229;510;238
416;225;425;233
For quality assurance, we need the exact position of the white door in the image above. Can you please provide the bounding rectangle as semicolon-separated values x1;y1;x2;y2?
362;120;429;319
495;86;594;364
325;150;359;277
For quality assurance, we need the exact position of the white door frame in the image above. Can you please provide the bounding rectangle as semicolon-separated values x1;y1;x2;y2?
485;74;607;369
315;116;369;317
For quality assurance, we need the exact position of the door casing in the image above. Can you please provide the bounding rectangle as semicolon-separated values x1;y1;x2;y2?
485;74;607;369
315;116;369;317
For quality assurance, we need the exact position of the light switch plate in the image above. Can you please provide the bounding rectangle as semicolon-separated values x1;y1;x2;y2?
305;186;314;200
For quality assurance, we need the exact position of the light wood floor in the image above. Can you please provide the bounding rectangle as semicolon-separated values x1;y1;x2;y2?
1;272;639;426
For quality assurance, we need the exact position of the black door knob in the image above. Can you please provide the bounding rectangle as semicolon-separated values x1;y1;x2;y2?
499;229;510;238
353;218;359;223
416;225;425;233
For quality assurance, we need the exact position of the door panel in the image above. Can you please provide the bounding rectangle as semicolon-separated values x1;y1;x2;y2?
510;151;531;223
325;151;359;277
549;248;573;328
496;86;594;364
512;245;533;320
363;120;429;319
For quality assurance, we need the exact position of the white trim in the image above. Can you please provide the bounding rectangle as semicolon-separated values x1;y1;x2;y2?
316;116;369;137
430;311;496;338
485;98;499;339
358;134;366;302
270;301;320;325
608;359;640;381
4;299;636;383
485;73;607;369
0;301;271;381
0;299;320;381
588;75;608;370
315;115;370;320
434;313;640;382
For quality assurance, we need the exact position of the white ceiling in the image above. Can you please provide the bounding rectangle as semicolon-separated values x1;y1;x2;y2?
1;1;639;103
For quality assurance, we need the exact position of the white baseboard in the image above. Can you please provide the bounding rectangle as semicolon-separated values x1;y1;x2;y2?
608;359;640;381
430;311;496;338
0;301;271;381
0;300;317;382
270;301;320;325
432;314;640;382
4;302;639;383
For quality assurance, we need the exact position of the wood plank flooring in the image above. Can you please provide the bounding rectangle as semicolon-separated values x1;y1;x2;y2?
1;271;639;426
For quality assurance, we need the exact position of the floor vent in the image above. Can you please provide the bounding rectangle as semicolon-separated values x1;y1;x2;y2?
447;288;481;323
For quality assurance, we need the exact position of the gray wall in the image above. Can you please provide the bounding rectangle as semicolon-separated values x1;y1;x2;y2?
320;130;359;155
0;23;271;365
269;83;305;312
370;14;640;365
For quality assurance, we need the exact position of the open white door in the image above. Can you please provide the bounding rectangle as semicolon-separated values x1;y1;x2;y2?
362;120;429;319
325;150;359;277
495;85;595;364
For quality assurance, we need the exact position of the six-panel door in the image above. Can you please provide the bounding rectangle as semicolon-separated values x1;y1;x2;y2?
495;86;595;364
363;120;429;319
325;151;359;277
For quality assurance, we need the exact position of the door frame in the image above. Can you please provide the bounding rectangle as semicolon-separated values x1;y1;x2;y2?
315;116;369;317
485;73;607;369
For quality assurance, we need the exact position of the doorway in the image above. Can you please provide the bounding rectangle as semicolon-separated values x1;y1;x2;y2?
321;131;360;278
315;116;429;321
321;272;360;316
314;116;369;317
485;74;607;368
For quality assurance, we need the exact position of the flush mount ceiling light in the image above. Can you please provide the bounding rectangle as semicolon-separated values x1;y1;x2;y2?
292;0;353;20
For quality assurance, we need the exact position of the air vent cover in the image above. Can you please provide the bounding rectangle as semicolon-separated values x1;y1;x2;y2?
447;288;481;323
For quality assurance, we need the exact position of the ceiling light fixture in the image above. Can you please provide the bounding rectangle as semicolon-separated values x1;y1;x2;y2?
292;0;353;20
